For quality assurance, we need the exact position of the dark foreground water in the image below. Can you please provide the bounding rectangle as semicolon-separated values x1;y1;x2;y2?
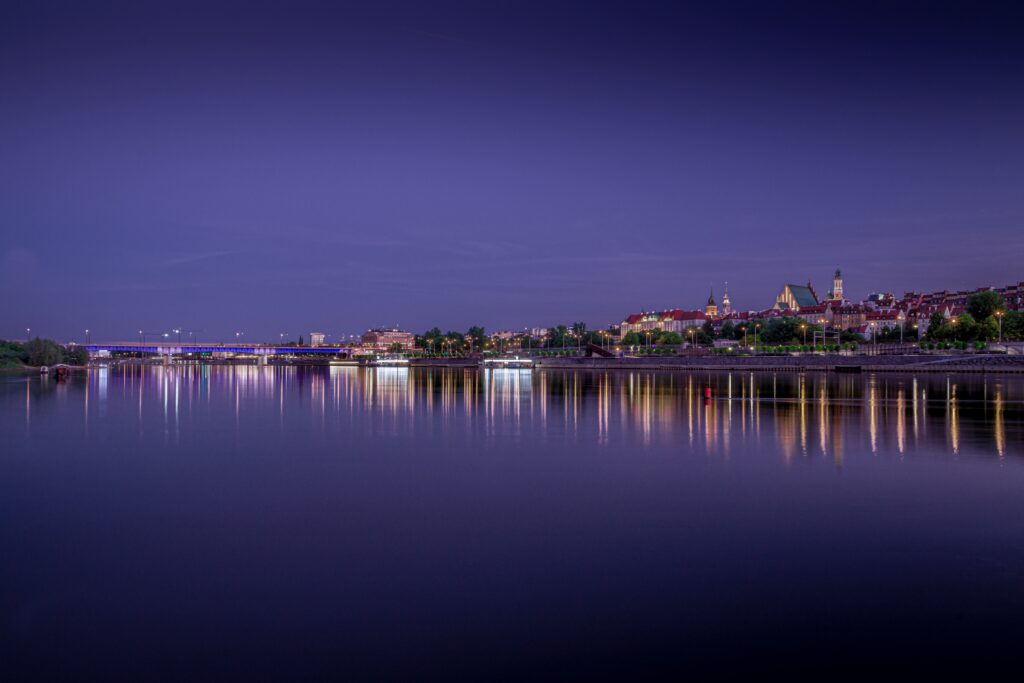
2;365;1023;679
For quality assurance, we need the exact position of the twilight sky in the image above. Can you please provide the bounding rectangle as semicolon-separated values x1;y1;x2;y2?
2;0;1023;342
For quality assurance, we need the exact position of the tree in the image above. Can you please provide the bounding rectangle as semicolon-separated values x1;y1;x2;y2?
1002;310;1024;340
547;325;569;348
657;331;682;345
720;321;736;340
0;340;30;368
26;338;64;366
926;312;946;339
967;291;1004;321
571;322;587;337
622;331;643;346
67;347;90;366
760;317;802;344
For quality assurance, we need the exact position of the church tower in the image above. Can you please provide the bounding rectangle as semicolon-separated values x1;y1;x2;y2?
705;288;718;318
833;268;844;301
721;282;732;316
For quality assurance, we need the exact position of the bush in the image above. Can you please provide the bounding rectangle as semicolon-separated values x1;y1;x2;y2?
66;347;90;366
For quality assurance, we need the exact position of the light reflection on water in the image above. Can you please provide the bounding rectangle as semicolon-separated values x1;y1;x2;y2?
6;365;1022;462
4;364;1024;678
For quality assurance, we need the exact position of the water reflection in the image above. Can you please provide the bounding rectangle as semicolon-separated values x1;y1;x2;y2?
6;366;1023;461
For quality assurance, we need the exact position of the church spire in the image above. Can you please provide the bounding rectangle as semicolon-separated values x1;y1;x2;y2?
705;286;718;318
721;282;732;315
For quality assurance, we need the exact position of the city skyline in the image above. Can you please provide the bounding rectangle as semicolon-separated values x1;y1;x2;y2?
9;270;1021;345
3;1;1024;340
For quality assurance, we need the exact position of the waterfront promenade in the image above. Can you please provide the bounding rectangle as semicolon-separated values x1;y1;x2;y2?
524;353;1024;374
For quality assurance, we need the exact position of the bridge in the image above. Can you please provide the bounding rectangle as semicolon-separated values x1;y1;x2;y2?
76;342;355;365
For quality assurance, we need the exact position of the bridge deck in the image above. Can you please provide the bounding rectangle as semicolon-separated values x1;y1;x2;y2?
80;343;353;355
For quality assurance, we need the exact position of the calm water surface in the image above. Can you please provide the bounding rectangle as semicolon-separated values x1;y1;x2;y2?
2;366;1023;678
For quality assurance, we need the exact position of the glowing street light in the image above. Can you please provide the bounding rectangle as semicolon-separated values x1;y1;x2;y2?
995;310;1004;343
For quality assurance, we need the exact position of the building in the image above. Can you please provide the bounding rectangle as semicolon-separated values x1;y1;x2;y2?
721;283;732;316
774;282;820;311
866;309;904;332
619;309;706;340
795;303;832;326
361;328;415;351
832;304;867;331
705;289;718;318
829;269;844;301
309;332;325;347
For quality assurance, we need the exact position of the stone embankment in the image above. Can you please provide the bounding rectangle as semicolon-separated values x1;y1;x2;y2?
531;354;1024;374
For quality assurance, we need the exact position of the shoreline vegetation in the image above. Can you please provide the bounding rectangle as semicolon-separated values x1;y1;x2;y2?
0;338;89;371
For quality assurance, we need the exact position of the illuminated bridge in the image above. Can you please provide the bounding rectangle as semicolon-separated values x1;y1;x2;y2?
78;342;355;363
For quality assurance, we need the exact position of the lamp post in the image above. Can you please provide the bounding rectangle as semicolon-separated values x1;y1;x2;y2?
801;324;807;346
995;310;1004;343
85;329;90;344
754;324;761;354
174;328;181;343
139;329;143;343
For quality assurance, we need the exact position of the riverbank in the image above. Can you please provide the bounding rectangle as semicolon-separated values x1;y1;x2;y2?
528;354;1024;374
403;353;1024;374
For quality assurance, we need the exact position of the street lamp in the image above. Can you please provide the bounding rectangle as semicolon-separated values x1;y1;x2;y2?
174;328;181;343
800;324;807;346
995;310;1004;343
754;324;761;354
85;329;90;344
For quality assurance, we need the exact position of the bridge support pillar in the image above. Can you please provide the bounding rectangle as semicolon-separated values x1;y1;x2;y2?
258;354;268;366
162;354;172;366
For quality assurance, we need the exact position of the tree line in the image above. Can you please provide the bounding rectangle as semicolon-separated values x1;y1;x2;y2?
0;338;89;368
925;291;1023;342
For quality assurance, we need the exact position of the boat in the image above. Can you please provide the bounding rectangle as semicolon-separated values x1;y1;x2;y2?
480;356;534;370
369;354;410;367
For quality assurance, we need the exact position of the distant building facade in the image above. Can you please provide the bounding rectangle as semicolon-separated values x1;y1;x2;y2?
705;289;718;318
309;332;325;347
619;309;707;340
774;282;820;311
361;328;415;351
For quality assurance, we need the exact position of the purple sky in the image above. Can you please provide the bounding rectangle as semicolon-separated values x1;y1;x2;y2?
2;1;1023;343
